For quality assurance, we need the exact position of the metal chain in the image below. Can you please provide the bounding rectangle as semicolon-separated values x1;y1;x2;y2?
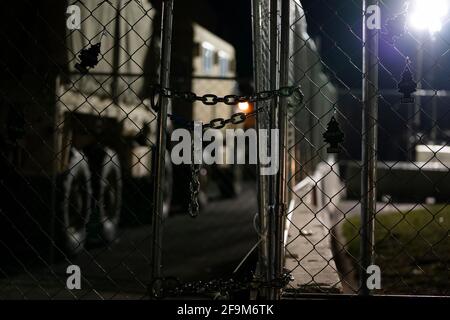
203;111;247;130
151;83;304;131
174;108;263;218
188;163;200;218
187;124;201;218
154;85;303;219
150;84;303;110
150;273;292;299
168;107;264;131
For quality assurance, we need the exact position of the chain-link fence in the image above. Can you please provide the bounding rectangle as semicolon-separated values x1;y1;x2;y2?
0;0;262;299
253;0;449;298
1;0;449;300
0;0;163;299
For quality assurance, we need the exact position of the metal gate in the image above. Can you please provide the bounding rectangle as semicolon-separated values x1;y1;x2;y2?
0;0;270;299
252;0;449;298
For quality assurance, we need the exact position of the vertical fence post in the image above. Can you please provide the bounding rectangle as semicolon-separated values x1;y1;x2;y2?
268;0;279;300
360;0;379;296
150;0;174;297
273;0;290;300
251;0;270;299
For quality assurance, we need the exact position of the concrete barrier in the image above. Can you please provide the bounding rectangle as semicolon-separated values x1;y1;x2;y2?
343;160;450;202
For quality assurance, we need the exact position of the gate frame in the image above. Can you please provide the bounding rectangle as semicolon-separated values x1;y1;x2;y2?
150;0;175;297
252;0;380;299
360;0;379;296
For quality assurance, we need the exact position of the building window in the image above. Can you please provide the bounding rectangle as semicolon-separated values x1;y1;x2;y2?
202;42;214;74
218;51;229;77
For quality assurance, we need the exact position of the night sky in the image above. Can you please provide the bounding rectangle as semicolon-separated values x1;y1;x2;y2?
195;0;254;80
193;0;450;160
192;0;450;92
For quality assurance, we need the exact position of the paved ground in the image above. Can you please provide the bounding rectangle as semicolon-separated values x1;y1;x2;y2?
0;177;348;299
284;201;342;294
0;187;258;299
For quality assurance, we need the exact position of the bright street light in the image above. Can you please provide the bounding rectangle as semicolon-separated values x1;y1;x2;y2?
408;0;449;35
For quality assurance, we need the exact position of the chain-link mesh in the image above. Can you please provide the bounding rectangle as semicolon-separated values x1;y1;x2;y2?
0;0;163;299
253;0;449;298
1;0;449;300
0;0;263;300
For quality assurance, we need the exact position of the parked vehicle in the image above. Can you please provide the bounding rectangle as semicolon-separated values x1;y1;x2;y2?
0;0;238;257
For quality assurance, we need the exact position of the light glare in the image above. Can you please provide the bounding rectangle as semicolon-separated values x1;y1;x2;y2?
409;0;449;34
238;102;250;111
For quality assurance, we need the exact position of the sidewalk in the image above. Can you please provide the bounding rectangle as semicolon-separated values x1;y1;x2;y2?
283;159;343;295
284;197;342;294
